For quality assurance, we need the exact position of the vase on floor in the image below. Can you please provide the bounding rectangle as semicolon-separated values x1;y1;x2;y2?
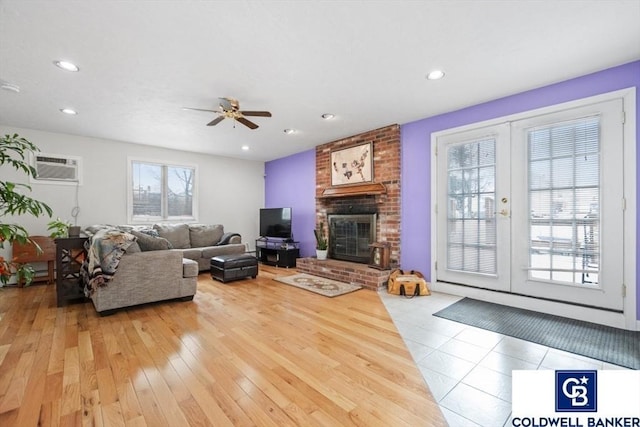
316;249;328;260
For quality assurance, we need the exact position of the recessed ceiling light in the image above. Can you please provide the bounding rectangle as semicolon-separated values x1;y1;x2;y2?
426;70;445;80
241;145;249;151
60;108;77;115
283;129;295;134
321;113;335;120
54;60;79;72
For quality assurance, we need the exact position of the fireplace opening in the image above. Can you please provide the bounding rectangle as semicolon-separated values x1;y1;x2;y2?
328;213;376;264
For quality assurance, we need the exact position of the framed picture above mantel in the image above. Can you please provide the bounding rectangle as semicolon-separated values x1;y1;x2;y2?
330;142;372;186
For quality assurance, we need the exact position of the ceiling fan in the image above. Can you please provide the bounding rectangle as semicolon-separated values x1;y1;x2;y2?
183;97;272;129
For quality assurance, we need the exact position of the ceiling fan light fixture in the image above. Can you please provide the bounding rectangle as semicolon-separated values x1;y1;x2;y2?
60;108;78;115
54;60;80;72
321;113;335;120
185;98;270;129
284;129;295;134
426;70;445;80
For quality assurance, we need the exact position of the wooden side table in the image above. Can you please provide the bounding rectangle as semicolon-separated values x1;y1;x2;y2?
12;236;56;286
55;236;88;306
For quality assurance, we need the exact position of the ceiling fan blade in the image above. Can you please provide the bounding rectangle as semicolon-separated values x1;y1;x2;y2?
207;116;225;126
182;107;217;113
236;117;259;129
240;111;272;117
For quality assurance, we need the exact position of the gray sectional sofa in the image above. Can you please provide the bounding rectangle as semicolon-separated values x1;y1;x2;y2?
90;250;199;315
131;223;246;272
83;223;246;315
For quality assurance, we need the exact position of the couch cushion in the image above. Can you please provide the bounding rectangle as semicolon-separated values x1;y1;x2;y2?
180;248;202;261
201;244;246;259
154;223;191;249
189;224;224;247
131;230;172;251
182;259;199;278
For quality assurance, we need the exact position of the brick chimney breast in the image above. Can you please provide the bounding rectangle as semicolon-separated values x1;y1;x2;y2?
315;124;401;267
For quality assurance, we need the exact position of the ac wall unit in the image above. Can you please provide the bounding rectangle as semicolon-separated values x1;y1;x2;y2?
31;154;82;185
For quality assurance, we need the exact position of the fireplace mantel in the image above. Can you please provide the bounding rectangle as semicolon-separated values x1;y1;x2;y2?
320;182;386;198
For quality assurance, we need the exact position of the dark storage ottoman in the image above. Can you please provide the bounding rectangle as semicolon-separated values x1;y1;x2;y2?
210;253;258;283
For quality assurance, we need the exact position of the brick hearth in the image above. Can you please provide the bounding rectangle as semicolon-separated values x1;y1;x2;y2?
297;258;391;291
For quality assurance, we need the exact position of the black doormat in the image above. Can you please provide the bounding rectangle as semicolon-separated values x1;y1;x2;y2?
433;298;640;369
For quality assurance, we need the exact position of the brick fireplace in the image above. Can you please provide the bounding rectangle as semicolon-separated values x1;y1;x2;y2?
297;124;401;291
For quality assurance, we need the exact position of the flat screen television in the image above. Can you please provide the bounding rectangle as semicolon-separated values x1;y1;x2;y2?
259;207;292;239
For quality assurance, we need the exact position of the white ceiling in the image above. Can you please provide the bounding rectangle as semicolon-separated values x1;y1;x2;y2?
1;1;639;162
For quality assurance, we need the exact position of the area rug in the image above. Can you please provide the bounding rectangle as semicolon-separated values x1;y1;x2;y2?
273;273;362;298
433;298;640;369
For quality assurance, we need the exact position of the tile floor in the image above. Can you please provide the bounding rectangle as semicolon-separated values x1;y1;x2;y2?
379;291;630;427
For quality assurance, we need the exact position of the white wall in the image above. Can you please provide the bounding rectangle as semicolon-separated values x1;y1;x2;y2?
0;126;265;248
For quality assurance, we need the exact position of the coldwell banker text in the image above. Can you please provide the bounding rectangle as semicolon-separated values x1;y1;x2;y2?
512;370;640;427
512;418;640;427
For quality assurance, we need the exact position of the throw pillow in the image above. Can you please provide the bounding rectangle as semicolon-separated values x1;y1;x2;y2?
138;227;160;237
153;223;191;249
130;230;172;251
126;241;142;253
189;224;224;247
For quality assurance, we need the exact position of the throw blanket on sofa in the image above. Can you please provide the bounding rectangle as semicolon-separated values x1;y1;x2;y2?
84;228;136;295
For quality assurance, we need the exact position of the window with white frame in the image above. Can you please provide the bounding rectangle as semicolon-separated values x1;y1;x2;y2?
129;160;196;222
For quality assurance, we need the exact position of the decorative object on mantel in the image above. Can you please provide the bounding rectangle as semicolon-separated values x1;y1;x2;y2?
320;182;386;198
274;273;362;297
314;221;328;260
330;142;372;186
369;242;391;270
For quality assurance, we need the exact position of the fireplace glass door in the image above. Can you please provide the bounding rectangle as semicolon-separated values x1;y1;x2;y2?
329;214;376;263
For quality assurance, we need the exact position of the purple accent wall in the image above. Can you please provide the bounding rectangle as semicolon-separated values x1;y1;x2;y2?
401;60;640;320
265;60;639;320
264;149;316;257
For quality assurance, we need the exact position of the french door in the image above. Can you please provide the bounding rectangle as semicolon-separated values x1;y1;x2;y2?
436;123;511;292
436;99;624;311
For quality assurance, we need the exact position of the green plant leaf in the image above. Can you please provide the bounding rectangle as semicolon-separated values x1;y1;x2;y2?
1;134;53;270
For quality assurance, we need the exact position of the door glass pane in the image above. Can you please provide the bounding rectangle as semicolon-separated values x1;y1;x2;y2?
527;117;600;285
447;138;496;275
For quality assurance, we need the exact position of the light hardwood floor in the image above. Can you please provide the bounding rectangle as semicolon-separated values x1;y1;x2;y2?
0;265;445;426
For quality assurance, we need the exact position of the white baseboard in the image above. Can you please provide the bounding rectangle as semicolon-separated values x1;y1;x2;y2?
432;282;635;331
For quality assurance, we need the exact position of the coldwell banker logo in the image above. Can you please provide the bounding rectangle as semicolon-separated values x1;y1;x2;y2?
555;370;597;412
512;370;640;427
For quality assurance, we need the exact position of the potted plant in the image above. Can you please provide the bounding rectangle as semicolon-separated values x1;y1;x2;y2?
0;133;53;286
314;221;328;260
47;218;72;239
